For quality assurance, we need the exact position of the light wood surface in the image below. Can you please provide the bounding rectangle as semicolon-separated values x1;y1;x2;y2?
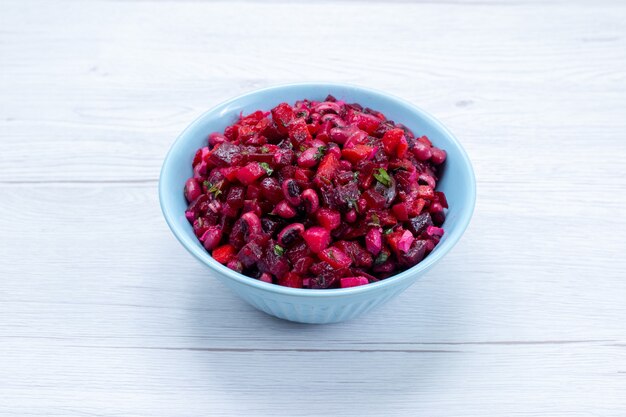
1;1;626;416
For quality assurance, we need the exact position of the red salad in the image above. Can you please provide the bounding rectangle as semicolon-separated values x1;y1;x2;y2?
184;96;448;289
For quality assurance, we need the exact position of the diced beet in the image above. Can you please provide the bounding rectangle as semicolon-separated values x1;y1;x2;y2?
286;241;312;264
309;263;341;289
271;103;296;134
193;161;208;178
330;182;360;212
315;153;339;185
316;208;341;230
220;166;239;182
392;202;410;222
365;228;382;256
278;272;303;288
226;186;245;209
259;177;284;204
294;167;313;185
426;226;445;238
223;125;238;141
382;128;404;156
431;210;446;226
340;276;369;288
362;189;387;210
292;256;314;275
347;110;381;134
343;129;368;149
192;217;210;238
257;242;290;279
372;260;394;274
259;272;273;283
193;146;210;166
237;241;264;268
227;259;244;273
222;202;239;218
398;239;427;267
261;217;284;235
236;162;266;185
212;244;236;264
319;247;352;269
336;170;356;185
417;135;432;146
228;218;247;249
397;230;415;253
246;183;262;199
334;240;373;268
302;227;331;254
408;213;433;236
396;135;408;159
435;191;449;209
341;145;373;164
417;185;434;199
209;142;240;167
242;199;261;216
410;198;427;217
288;118;312;146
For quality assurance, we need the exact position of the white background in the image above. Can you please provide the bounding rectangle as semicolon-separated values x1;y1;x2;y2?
1;1;625;416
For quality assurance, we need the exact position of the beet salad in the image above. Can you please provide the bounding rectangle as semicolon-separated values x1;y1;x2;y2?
183;96;448;289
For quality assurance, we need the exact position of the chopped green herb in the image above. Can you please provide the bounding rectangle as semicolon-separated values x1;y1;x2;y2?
259;162;274;176
299;144;307;152
373;168;392;187
374;251;389;265
353;171;359;181
260;146;269;153
273;245;285;256
314;146;327;160
369;214;380;227
203;181;222;197
384;228;393;235
327;249;336;261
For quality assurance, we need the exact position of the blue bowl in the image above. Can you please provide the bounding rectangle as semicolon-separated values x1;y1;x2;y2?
159;83;476;324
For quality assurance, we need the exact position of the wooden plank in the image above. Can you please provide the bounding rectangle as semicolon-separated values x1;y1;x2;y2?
1;0;626;416
1;1;626;182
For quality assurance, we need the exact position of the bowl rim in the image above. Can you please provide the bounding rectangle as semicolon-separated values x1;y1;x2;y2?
159;82;476;298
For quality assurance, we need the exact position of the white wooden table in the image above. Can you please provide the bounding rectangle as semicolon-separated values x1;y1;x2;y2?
2;1;626;415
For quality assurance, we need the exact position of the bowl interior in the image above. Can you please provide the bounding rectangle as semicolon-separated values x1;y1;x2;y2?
160;83;475;294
